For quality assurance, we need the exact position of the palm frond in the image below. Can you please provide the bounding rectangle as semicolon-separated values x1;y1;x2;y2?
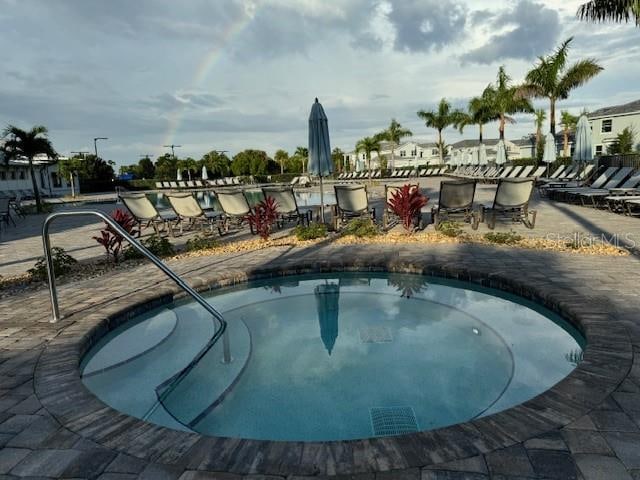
577;0;640;25
556;59;604;99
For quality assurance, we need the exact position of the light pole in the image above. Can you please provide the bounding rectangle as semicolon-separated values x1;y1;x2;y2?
163;144;182;159
93;137;108;158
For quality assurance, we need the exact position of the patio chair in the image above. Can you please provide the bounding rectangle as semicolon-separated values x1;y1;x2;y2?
262;186;310;227
333;184;375;230
508;166;524;178
169;181;178;189
166;193;221;233
562;167;632;203
531;166;546;178
215;189;254;234
382;184;422;230
545;167;618;200
483;178;536;229
120;193;179;237
517;165;535;178
431;180;478;230
576;168;640;207
155;182;163;189
0;197;15;228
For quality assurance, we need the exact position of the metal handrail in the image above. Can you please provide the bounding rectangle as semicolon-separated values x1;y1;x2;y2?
41;210;226;341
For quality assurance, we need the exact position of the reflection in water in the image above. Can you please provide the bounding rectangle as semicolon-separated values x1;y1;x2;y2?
315;282;340;355
387;273;430;298
264;280;300;295
565;349;583;366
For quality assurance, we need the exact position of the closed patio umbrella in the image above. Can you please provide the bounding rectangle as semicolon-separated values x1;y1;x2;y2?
479;143;488;165
542;132;557;177
176;169;182;181
314;282;340;355
495;140;507;165
573;114;593;164
308;98;333;223
201;165;208;180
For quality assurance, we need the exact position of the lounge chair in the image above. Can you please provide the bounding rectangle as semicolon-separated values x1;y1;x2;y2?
195;180;204;188
482;178;536;229
298;176;311;187
166;193;220;233
169;181;178;189
517;165;535;178
508;166;524;178
215;189;254;234
562;167;632;203
120;193;179;237
576;168;640;207
545;167;618;200
531;166;546;178
333;184;375;230
155;182;164;189
496;166;513;179
431;180;478;229
262;186;310;227
383;184;422;230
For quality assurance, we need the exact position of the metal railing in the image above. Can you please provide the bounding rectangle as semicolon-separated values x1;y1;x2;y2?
41;210;226;342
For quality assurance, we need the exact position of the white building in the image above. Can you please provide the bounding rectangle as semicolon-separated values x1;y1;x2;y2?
449;139;521;163
343;140;442;171
588;99;640;156
0;154;77;198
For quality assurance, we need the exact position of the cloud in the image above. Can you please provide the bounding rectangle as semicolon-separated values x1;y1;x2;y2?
460;0;561;64
387;0;468;52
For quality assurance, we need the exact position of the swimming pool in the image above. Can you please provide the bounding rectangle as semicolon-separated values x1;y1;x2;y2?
81;272;584;441
146;190;336;212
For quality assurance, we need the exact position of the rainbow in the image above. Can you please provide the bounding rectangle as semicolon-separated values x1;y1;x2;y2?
160;7;256;154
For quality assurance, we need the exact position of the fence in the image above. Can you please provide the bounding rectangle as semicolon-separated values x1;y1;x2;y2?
598;154;640;169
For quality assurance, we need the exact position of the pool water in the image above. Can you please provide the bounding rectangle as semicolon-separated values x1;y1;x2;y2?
146;190;336;212
81;273;584;441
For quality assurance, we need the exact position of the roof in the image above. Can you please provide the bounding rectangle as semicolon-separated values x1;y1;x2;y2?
588;99;640;119
451;139;502;148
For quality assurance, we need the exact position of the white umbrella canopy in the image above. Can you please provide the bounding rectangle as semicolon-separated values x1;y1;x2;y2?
573;114;593;163
201;165;208;180
176;169;182;181
479;143;488;165
495;140;507;165
542;132;557;177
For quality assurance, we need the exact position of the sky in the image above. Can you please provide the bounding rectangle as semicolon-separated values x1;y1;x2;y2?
0;0;639;167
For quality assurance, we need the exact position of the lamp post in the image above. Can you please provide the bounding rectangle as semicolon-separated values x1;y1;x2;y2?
163;144;182;159
93;137;108;158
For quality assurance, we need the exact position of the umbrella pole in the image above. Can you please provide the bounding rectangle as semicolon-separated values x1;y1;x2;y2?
319;175;325;224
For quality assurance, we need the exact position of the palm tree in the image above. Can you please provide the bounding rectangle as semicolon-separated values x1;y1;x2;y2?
382;119;412;170
295;146;308;174
1;125;57;213
417;99;466;163
534;109;547;145
521;38;603;135
457;87;499;143
559;111;579;157
577;0;640;25
485;67;534;141
355;136;382;184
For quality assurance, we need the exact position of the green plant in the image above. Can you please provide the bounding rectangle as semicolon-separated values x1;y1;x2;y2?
246;196;279;240
124;235;175;260
342;218;380;237
93;209;139;263
293;222;327;240
437;221;463;237
484;231;523;245
19;202;55;215
28;247;77;280
184;233;220;251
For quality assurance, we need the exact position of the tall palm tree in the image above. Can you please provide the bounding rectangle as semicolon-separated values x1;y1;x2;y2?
1;125;57;213
534;109;547;145
355;136;382;184
485;66;534;141
457;87;499;143
295;146;308;174
520;38;603;135
382;119;412;170
417;99;466;163
577;0;640;25
559;110;579;157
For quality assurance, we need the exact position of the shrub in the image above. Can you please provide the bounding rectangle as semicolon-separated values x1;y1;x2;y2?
93;209;139;263
293;222;327;240
184;233;220;251
387;184;428;232
124;234;175;260
437;221;462;237
342;218;379;237
28;247;77;280
246;196;279;240
484;231;523;245
19;202;55;215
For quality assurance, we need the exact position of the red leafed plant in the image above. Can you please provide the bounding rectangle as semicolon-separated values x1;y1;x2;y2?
388;184;428;233
246;196;279;240
93;209;139;262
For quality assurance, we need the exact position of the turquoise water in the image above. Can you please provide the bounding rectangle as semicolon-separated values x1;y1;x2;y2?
81;273;584;441
146;190;336;212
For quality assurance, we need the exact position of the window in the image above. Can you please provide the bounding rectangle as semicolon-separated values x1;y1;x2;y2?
601;119;612;133
400;150;406;157
595;145;603;156
51;172;62;187
419;151;423;157
362;154;366;160
432;149;438;155
410;149;416;156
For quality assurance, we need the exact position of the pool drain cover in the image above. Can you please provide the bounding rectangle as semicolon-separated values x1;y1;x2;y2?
370;406;418;436
359;326;393;343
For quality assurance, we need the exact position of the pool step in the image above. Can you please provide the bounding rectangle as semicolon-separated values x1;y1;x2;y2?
370;406;419;436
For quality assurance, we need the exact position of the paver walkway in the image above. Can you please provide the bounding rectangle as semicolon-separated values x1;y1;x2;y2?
0;238;639;479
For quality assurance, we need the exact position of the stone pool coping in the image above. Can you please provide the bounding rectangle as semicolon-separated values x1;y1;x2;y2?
33;260;633;476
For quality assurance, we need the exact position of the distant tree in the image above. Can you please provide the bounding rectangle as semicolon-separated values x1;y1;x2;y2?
534;109;547;145
295;146;308;174
331;147;344;173
231;149;276;176
520;38;602;135
559;111;579;156
484;66;534;141
154;153;178;180
119;164;139;176
285;155;304;173
536;136;545;164
355;136;382;184
177;157;198;181
608;126;637;154
138;156;155;179
381;119;412;170
77;154;115;181
457;87;499;143
58;155;85;196
274;149;289;174
417;98;466;163
577;0;640;25
200;150;230;178
1;125;57;212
